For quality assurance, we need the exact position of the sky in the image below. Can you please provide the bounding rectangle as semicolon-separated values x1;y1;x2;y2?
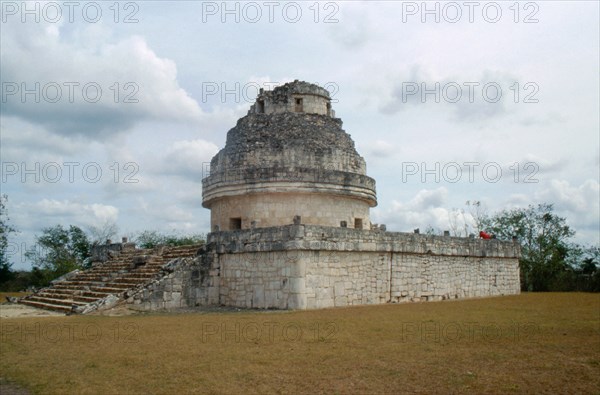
1;0;599;270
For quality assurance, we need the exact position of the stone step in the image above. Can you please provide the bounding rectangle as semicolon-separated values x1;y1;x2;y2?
17;244;202;313
162;254;198;259
37;291;73;299
25;295;87;307
117;278;155;283
163;251;197;256
37;292;100;303
86;271;125;277
20;299;72;313
133;270;161;275
103;282;139;289
162;254;196;261
87;268;128;274
91;264;131;269
111;277;151;284
85;270;126;276
90;286;126;294
56;280;103;286
37;290;75;299
73;277;108;282
74;295;102;303
53;284;86;290
120;272;156;278
102;262;124;266
77;290;113;298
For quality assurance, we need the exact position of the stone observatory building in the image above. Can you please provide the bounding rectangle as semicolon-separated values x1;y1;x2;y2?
192;80;519;310
19;80;521;314
202;81;377;231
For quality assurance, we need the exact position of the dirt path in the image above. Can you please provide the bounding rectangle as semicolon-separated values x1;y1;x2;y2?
0;379;31;395
0;303;65;318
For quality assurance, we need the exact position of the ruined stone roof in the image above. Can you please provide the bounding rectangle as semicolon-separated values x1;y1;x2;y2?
202;81;377;207
261;80;330;103
229;113;353;152
210;112;365;174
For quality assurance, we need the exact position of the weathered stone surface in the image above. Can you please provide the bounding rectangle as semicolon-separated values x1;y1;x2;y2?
124;223;520;311
202;80;376;231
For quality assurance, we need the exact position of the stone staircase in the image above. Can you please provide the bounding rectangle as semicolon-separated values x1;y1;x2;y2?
19;244;203;313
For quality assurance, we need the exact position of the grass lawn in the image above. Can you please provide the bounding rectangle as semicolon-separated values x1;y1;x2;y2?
1;293;599;394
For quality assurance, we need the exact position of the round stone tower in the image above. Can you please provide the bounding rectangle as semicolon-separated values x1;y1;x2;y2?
202;80;377;231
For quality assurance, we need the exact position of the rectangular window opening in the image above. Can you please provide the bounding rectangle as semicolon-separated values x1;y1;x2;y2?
229;217;242;230
354;218;363;229
295;98;303;112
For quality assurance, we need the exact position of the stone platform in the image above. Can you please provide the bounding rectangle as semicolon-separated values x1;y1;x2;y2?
129;225;521;311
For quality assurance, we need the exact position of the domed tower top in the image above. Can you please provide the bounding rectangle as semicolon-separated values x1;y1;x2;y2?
203;80;376;231
248;80;334;117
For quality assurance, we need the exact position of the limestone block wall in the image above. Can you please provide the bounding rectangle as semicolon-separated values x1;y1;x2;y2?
303;251;391;309
210;192;371;230
127;256;220;311
302;252;520;309
202;225;521;310
208;147;367;176
127;225;520;311
218;251;305;309
390;254;520;302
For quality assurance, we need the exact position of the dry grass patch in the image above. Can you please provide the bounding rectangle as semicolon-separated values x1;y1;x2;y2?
1;293;599;394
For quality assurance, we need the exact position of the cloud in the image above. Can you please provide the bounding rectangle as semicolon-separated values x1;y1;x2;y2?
22;199;119;229
360;139;396;158
380;65;521;122
374;187;451;231
410;187;448;209
162;139;220;181
0;118;88;158
534;179;599;222
501;179;599;244
327;3;371;49
1;21;203;139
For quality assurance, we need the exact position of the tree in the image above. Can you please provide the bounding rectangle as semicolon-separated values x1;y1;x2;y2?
563;244;600;292
579;246;599;274
0;195;17;285
423;225;441;236
466;200;488;233
481;203;576;291
135;230;205;249
87;221;119;245
448;201;488;237
448;208;465;237
25;225;91;286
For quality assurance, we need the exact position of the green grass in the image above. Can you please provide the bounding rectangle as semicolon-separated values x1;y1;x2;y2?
1;293;599;394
